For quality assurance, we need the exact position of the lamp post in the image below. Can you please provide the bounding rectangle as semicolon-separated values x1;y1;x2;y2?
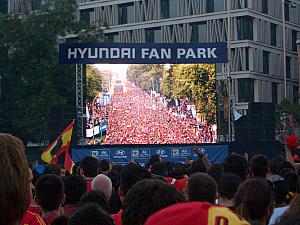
297;38;300;104
227;0;232;142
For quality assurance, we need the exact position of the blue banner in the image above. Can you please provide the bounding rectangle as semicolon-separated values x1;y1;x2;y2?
71;144;228;166
59;43;228;64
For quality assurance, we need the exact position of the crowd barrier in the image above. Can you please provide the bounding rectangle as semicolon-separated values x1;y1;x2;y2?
71;144;228;165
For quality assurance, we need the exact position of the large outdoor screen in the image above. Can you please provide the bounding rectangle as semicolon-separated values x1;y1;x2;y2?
85;63;217;145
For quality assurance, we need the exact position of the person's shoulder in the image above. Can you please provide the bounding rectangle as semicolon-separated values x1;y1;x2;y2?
21;211;46;225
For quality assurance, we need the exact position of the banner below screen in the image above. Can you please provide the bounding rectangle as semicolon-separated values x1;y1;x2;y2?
59;43;228;64
71;144;228;166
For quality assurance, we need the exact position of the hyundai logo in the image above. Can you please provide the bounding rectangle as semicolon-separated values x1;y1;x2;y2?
116;150;126;156
156;149;165;155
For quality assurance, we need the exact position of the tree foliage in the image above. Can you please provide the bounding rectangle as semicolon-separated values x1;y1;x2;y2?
127;64;163;92
276;99;300;132
86;65;103;102
0;1;103;142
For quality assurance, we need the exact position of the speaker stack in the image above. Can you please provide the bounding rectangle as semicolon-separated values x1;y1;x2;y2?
235;103;275;141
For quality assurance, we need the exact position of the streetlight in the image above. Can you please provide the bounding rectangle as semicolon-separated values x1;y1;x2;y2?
282;0;300;99
297;38;300;104
227;0;232;142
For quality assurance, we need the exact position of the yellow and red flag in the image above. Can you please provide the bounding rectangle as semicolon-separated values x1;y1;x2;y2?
41;120;75;173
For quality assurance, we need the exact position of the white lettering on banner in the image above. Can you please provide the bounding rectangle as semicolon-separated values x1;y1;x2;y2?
208;48;217;58
177;48;218;59
66;47;218;60
78;48;87;59
141;48;149;58
88;48;97;58
68;48;77;59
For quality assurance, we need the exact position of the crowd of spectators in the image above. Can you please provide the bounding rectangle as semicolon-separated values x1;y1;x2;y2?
104;83;215;144
1;132;300;225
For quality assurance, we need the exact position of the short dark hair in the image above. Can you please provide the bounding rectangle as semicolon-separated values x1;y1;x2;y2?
68;203;114;225
224;154;248;180
120;164;151;195
80;190;108;211
235;179;274;224
35;174;65;212
187;173;217;203
122;179;186;225
207;164;224;187
185;159;207;176
219;173;242;200
63;176;86;205
251;154;269;178
80;156;99;178
273;180;289;204
44;164;61;176
100;159;110;173
151;162;169;177
279;168;299;193
0;133;29;225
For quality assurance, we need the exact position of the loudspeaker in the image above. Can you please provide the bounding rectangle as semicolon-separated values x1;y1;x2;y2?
235;103;275;141
48;106;77;144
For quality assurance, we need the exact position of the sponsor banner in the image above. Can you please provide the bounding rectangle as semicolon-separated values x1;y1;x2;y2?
71;144;228;165
59;43;228;64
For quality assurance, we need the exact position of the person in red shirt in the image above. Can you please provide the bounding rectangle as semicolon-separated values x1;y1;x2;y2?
79;156;100;191
35;174;65;224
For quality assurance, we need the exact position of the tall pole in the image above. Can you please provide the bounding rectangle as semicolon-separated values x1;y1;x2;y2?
297;39;300;104
227;0;232;142
282;0;287;99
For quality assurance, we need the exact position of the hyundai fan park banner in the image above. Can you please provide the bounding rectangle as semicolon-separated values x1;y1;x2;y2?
59;43;228;64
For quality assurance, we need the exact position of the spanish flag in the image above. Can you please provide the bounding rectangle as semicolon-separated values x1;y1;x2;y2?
41;120;75;173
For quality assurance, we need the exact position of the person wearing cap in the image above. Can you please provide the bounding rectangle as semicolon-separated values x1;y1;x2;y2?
144;202;250;225
284;135;300;170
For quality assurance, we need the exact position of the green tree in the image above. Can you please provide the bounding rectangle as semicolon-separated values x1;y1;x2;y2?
172;64;216;123
161;65;174;98
276;99;300;132
86;65;103;102
0;1;103;142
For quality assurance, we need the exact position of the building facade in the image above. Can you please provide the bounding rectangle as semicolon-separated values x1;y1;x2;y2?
3;0;300;113
77;0;300;113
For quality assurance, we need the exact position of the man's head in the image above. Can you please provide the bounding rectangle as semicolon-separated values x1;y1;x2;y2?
91;174;112;201
122;179;186;225
35;174;65;212
218;173;242;203
63;176;86;205
251;154;269;178
99;159;110;174
119;164;151;201
224;154;249;180
68;203;114;225
44;164;61;176
79;156;99;178
187;173;217;203
0;133;30;225
80;190;109;211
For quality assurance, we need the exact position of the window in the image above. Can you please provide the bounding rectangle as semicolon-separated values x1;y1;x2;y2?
270;23;277;46
0;0;7;14
105;33;120;43
191;22;207;43
245;47;249;70
238;78;254;102
80;8;94;26
119;3;134;25
292;30;297;52
262;0;268;14
272;83;277;104
263;51;269;74
293;86;299;104
286;56;291;79
206;0;225;13
161;0;179;19
284;3;289;21
145;28;161;43
236;16;253;40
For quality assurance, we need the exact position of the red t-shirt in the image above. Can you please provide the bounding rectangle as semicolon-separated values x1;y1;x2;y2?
28;206;41;215
112;209;123;225
64;204;80;218
21;211;46;225
86;180;92;192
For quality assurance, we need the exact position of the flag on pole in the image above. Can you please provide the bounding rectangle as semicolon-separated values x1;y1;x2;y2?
41;119;75;172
